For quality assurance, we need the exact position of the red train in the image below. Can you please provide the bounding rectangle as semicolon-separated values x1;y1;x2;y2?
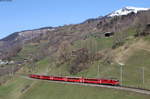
29;74;120;86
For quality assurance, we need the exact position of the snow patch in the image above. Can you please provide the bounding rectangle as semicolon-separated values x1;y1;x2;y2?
108;6;150;17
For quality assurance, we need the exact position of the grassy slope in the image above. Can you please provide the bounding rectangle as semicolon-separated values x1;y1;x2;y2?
124;50;150;89
1;35;150;99
74;36;113;53
0;77;34;99
20;81;150;99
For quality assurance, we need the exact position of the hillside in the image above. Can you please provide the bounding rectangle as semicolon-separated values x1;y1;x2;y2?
0;6;150;99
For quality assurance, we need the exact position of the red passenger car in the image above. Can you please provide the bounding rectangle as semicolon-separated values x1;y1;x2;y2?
29;74;120;86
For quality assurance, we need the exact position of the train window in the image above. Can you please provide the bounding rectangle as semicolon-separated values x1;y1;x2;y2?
85;79;98;81
103;80;109;82
53;77;63;79
67;78;80;80
43;76;49;78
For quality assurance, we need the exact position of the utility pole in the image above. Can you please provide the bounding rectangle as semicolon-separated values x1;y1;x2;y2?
12;65;14;76
94;39;97;55
97;64;100;78
59;68;62;76
118;62;124;85
142;67;145;84
120;65;123;85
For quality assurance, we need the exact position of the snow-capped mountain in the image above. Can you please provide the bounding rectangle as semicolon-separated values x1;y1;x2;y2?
108;6;150;17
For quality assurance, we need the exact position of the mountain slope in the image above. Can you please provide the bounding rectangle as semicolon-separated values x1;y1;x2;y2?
1;8;150;60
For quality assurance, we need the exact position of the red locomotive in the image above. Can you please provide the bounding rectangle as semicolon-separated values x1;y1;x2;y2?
29;74;120;86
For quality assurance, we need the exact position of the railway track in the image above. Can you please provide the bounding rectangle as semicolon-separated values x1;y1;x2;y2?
19;75;150;95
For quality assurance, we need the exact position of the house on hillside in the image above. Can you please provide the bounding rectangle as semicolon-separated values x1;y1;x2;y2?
104;32;114;37
140;24;150;36
144;24;150;33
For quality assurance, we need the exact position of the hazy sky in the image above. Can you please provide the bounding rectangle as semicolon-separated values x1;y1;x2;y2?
0;0;149;39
